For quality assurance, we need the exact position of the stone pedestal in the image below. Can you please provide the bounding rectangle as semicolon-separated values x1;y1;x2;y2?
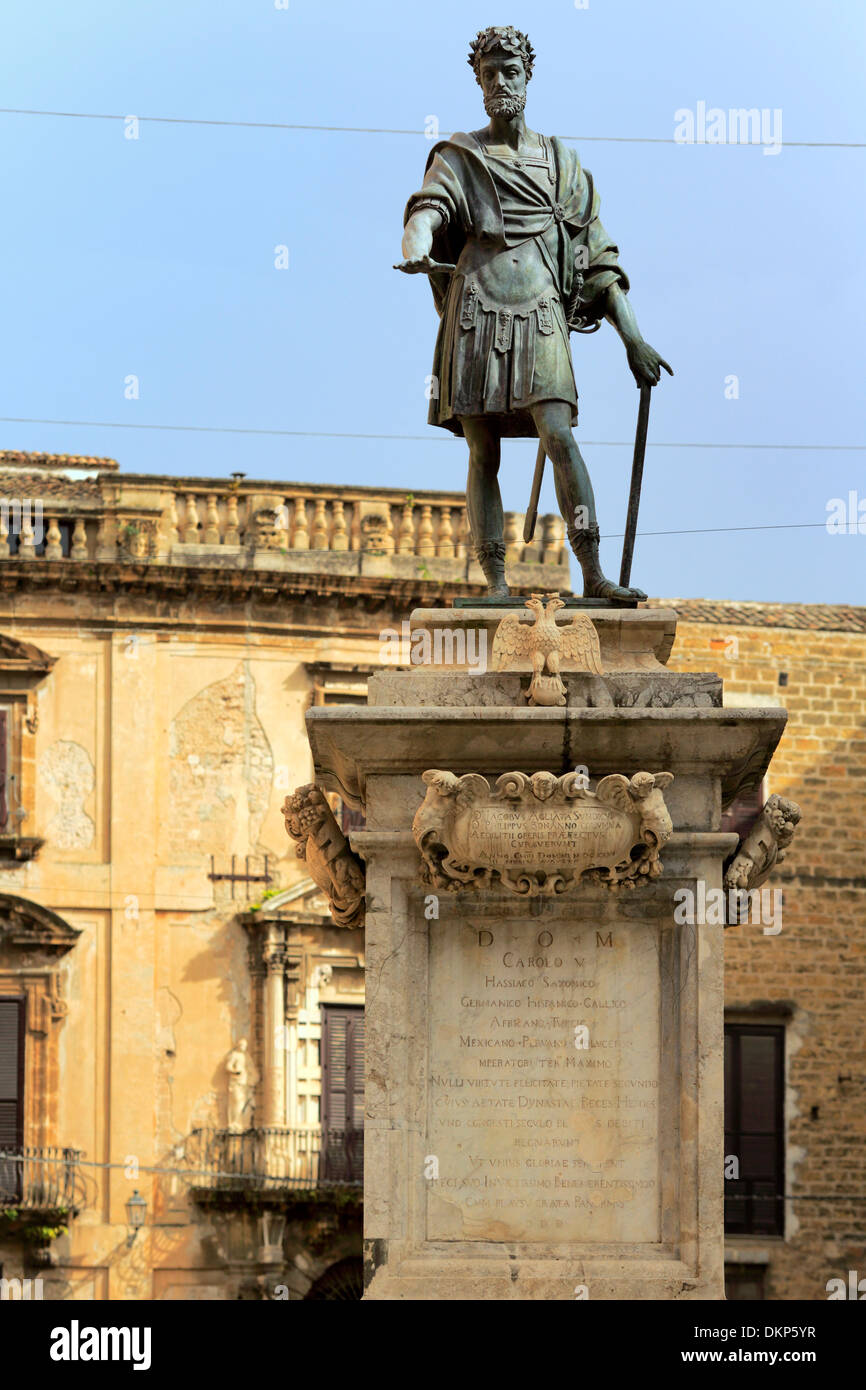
305;606;788;1300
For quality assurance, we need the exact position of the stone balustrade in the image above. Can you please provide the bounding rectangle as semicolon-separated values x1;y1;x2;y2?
0;464;572;589
156;485;566;566
0;455;575;586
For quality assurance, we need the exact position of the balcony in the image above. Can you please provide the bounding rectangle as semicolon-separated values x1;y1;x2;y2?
186;1126;363;1200
0;1146;87;1247
0;454;571;597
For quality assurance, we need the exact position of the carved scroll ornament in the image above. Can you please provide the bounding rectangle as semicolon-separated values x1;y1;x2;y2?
413;768;674;897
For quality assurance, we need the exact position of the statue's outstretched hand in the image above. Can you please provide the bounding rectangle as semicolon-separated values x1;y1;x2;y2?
626;339;674;388
394;255;456;276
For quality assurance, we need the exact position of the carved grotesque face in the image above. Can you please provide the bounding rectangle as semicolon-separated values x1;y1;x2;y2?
361;512;388;553
251;509;281;550
479;52;527;119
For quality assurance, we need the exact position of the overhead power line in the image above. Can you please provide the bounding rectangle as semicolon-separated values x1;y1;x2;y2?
0;1148;359;1188
0;1151;863;1202
0;416;862;451
613;522;830;538
0;107;862;148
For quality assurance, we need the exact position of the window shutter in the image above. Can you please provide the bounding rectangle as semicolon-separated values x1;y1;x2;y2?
322;1005;365;1130
0;709;8;832
348;1012;365;1132
322;1008;349;1131
0;999;23;1201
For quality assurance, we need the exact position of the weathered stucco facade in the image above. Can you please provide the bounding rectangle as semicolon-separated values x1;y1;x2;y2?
0;451;862;1300
0;451;567;1299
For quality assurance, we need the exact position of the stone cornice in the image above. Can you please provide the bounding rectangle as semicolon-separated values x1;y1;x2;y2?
0;558;481;599
307;705;788;813
0;561;575;628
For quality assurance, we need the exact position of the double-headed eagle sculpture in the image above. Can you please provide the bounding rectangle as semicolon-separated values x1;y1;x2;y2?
492;593;602;705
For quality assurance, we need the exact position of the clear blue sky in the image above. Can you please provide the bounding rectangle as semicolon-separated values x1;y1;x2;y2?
1;0;863;603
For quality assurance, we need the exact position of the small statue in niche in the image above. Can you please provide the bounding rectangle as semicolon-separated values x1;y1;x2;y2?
225;1037;259;1133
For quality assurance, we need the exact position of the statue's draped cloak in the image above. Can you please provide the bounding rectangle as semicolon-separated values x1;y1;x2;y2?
405;131;628;437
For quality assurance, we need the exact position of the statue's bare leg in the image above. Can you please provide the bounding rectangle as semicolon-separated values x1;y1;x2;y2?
530;400;647;602
461;416;509;597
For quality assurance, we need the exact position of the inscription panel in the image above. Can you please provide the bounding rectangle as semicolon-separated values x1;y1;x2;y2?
426;918;661;1243
466;805;633;869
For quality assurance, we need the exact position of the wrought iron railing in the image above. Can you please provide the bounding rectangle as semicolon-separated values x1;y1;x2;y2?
186;1126;363;1193
0;1146;86;1211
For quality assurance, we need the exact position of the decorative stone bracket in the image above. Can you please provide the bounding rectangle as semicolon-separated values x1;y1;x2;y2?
723;793;802;922
412;769;674;896
282;784;365;928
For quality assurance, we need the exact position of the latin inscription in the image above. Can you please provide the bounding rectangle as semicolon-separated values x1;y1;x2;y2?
426;919;660;1243
463;805;633;870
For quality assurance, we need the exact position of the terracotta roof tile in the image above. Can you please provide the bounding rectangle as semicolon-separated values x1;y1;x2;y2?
652;598;866;633
0;451;117;471
0;471;100;502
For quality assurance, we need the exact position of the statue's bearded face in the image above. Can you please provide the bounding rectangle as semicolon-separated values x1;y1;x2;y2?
478;52;527;118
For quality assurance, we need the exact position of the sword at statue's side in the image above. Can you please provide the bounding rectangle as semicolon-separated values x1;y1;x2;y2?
523;441;547;545
523;380;654;568
619;382;652;590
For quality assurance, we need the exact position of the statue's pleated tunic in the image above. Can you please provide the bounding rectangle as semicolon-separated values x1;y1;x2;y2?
405;131;629;438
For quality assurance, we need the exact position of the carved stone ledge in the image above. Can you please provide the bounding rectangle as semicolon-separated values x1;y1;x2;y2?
0;835;45;863
368;670;722;710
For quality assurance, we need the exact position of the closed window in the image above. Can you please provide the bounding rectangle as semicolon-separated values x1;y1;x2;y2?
0;998;25;1201
321;1005;365;1131
724;1024;785;1236
320;1005;364;1182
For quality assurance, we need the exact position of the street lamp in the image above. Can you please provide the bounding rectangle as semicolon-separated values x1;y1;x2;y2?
125;1190;147;1247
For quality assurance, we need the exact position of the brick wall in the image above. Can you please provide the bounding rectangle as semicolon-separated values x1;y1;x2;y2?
664;604;866;1300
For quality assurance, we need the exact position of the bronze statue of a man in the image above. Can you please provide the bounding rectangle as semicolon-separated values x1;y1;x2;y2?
397;25;672;601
